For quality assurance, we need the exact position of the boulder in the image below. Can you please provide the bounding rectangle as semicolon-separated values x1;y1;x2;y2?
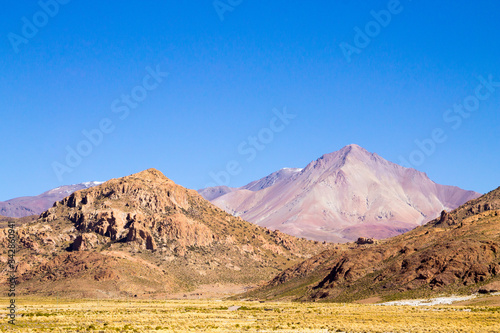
356;237;374;245
478;281;500;294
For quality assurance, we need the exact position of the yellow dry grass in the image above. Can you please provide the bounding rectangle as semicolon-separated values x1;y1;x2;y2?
1;297;499;332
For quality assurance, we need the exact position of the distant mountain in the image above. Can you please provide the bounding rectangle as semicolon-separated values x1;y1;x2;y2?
198;185;235;201
198;168;303;201
0;169;327;298
201;144;481;242
0;182;103;218
239;186;500;303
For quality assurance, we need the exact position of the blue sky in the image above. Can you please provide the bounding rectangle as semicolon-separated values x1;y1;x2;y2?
1;0;499;200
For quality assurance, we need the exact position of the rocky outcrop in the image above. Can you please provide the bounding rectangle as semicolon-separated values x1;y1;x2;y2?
478;281;500;294
71;233;99;251
39;169;208;250
355;237;374;245
126;222;156;250
70;209;128;240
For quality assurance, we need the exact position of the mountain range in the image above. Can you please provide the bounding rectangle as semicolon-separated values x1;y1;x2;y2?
1;144;479;244
1;164;498;302
0;181;103;218
200;144;480;242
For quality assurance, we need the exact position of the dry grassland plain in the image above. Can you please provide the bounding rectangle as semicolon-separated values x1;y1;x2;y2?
1;298;500;332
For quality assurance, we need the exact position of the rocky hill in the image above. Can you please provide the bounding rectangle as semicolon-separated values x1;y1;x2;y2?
0;182;103;218
238;186;500;303
203;144;480;242
0;169;328;298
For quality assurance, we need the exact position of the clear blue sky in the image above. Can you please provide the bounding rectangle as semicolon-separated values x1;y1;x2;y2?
1;0;499;200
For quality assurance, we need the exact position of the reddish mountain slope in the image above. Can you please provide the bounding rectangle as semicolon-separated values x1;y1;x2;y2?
204;145;480;242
